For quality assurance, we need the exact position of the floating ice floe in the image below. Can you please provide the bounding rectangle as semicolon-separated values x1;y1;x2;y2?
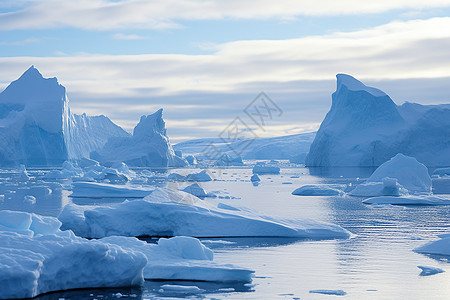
0;209;254;299
0;210;146;299
252;162;280;175
182;183;207;197
292;185;343;196
350;154;431;197
414;234;450;256
417;266;445;276
70;182;154;198
362;195;450;206
102;236;253;282
59;188;351;239
309;289;347;296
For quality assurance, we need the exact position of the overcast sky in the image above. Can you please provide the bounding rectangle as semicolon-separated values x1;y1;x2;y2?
1;0;450;142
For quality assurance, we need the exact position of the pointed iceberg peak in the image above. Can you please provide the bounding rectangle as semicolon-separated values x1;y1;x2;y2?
18;65;45;81
336;74;387;97
133;108;167;138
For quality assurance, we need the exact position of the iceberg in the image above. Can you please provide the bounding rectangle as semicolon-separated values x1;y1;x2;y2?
102;236;254;282
182;183;207;197
350;154;431;197
0;66;130;167
306;74;450;167
92;109;187;168
59;187;351;239
252;162;280;175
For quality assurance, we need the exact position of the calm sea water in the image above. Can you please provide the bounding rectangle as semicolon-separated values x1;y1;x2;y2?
1;166;449;300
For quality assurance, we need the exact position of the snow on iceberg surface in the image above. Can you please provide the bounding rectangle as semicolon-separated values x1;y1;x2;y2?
92;109;187;167
350;154;431;196
306;74;450;167
0;66;129;166
59;188;351;239
0;211;146;299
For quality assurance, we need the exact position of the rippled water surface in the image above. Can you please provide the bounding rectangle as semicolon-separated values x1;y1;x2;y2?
1;166;449;299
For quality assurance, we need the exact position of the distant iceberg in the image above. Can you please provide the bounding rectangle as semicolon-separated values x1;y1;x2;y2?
91;109;187;167
306;74;450;167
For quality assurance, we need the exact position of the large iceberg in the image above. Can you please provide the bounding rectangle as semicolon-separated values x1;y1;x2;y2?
91;109;187;167
0;66;130;167
59;188;351;239
306;74;450;167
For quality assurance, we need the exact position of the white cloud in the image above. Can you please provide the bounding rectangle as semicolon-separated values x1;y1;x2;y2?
1;0;450;31
112;33;146;40
1;17;450;140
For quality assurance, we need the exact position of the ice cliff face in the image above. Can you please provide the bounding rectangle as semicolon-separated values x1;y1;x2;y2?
306;74;450;167
0;66;129;166
92;109;187;167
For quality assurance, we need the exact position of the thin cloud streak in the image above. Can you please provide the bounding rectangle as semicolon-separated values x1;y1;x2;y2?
1;0;450;31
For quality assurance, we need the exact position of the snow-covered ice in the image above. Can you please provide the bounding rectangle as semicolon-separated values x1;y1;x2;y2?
0;210;146;299
59;187;351;239
292;185;343;196
70;182;154;198
350;154;431;196
102;236;254;282
415;234;450;256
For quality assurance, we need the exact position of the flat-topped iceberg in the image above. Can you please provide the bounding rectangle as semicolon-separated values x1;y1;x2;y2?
59;188;351;239
252;162;280;175
70;181;154;198
350;154;431;197
292;185;344;196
